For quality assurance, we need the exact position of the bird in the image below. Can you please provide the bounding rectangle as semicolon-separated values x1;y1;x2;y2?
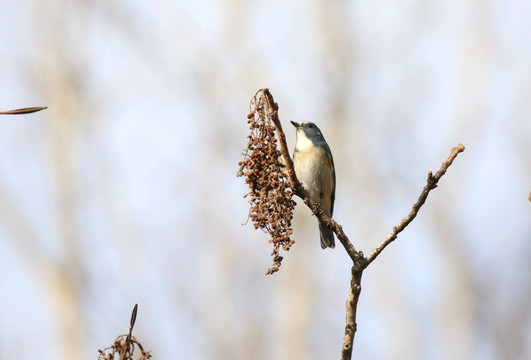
291;121;336;249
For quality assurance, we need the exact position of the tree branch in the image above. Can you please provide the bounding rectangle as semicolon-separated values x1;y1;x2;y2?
341;265;363;359
365;143;465;266
249;89;466;360
339;143;465;359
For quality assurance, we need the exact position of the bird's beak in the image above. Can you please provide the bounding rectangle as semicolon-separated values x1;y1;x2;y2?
290;121;300;128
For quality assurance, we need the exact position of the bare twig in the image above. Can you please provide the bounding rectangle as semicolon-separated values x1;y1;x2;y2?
0;106;47;115
365;143;465;266
339;143;465;359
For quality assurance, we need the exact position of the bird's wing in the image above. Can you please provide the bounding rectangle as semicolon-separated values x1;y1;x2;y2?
326;144;336;217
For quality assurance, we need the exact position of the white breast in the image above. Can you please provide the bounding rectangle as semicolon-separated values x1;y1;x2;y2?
293;144;333;209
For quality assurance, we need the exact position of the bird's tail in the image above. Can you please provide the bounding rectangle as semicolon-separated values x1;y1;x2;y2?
318;220;335;249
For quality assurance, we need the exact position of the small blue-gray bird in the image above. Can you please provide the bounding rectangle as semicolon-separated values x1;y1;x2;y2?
291;121;336;249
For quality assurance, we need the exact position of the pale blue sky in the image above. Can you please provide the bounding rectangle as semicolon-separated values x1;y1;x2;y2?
0;1;530;359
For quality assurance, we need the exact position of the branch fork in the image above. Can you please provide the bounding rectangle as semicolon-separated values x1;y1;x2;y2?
257;88;465;359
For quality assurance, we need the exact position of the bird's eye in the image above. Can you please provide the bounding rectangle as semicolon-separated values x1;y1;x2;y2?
308;123;314;128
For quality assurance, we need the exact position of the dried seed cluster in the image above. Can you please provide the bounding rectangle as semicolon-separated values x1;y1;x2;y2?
98;335;151;360
238;91;296;275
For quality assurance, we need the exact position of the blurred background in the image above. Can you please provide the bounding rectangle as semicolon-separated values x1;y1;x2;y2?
0;0;530;359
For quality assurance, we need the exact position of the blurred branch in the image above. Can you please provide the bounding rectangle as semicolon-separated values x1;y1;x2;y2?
0;183;44;260
244;89;465;359
0;106;47;115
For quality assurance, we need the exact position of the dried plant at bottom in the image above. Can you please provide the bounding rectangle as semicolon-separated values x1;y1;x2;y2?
98;334;151;360
98;304;151;360
238;90;296;275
